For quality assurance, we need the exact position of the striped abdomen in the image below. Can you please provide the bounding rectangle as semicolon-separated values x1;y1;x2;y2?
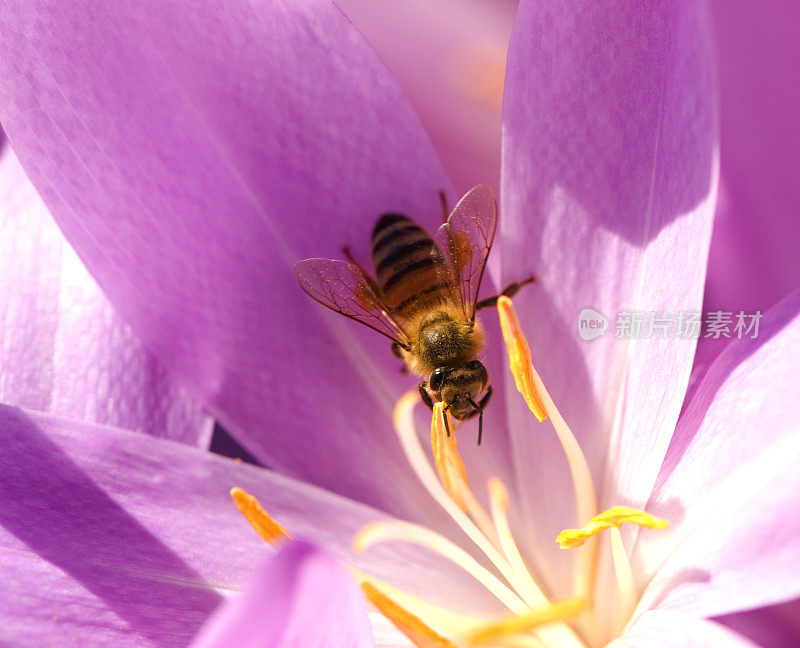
371;213;453;318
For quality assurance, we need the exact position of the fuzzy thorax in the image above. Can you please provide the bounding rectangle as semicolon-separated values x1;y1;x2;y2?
401;303;486;377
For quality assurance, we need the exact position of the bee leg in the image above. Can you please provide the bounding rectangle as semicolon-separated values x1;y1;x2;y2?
475;276;538;311
439;190;450;222
467;385;493;445
418;382;434;410
442;402;452;437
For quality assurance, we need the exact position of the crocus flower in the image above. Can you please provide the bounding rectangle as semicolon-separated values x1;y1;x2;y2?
1;1;799;647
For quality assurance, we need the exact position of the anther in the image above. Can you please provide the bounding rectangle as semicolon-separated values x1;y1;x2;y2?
361;582;457;648
230;487;291;545
557;506;669;549
497;296;547;422
431;401;469;511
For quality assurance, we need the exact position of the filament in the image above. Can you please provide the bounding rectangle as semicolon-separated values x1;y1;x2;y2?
488;478;547;607
497;296;598;599
610;528;636;634
432;402;500;544
465;598;585;646
392;392;587;648
354;520;527;613
393;391;534;603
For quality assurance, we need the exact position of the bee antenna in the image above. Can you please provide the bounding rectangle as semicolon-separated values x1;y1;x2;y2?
468;398;483;446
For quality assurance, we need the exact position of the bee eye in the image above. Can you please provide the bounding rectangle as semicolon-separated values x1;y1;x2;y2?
429;368;447;391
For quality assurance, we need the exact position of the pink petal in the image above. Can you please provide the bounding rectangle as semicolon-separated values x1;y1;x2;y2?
190;541;373;648
608;610;758;648
500;0;718;590
635;289;800;617
0;1;454;517
704;0;800;317
0;404;497;646
693;1;800;386
0;146;212;445
715;598;800;648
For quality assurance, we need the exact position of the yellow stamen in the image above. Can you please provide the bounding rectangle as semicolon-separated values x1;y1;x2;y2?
361;582;457;648
487;478;548;607
497;296;547;422
393;394;587;648
392;392;522;598
465;598;585;646
431;402;470;512
230;487;291;545
353;571;483;637
497;296;598;600
556;506;668;549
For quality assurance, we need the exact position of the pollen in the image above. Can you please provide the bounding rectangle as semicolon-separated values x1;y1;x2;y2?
230;487;291;545
556;506;669;549
497;295;547;422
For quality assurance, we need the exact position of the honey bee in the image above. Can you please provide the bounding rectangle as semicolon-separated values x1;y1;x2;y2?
294;185;535;444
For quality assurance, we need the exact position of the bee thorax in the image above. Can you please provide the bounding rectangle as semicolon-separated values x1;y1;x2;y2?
414;313;481;371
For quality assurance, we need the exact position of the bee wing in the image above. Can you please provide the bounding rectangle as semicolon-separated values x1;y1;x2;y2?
294;258;412;346
433;184;497;321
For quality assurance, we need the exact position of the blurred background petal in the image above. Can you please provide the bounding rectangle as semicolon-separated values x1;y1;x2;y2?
335;0;516;197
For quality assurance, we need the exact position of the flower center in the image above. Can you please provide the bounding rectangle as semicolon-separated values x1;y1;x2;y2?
231;296;668;647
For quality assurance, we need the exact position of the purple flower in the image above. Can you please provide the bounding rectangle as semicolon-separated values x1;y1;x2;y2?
1;1;799;647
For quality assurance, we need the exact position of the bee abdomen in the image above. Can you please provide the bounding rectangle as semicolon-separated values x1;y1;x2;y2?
371;213;450;313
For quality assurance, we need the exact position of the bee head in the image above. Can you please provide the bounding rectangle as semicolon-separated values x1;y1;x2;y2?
428;360;489;420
